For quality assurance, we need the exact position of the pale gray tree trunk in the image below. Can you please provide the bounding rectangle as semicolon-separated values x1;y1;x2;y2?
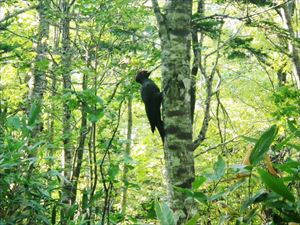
71;73;88;205
281;4;300;89
121;97;133;214
152;0;196;223
28;0;49;138
60;0;73;222
0;101;7;148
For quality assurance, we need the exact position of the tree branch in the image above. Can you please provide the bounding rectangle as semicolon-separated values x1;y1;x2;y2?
0;5;37;24
151;0;165;30
194;136;239;158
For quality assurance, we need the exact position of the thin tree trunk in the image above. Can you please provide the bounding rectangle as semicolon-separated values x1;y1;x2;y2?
0;101;7;148
191;0;205;123
121;97;133;214
71;72;88;204
60;0;73;222
28;0;49;138
281;4;300;89
151;0;196;223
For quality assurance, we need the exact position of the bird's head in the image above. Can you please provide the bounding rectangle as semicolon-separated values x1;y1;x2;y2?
135;70;151;84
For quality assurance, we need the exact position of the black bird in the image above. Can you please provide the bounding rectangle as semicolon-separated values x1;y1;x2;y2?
136;70;164;143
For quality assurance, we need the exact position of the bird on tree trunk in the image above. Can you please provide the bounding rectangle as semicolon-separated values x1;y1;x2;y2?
136;70;164;143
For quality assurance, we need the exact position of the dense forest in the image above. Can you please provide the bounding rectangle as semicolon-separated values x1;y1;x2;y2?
0;0;299;224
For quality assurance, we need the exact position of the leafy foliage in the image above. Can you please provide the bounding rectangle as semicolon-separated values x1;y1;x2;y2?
0;0;299;224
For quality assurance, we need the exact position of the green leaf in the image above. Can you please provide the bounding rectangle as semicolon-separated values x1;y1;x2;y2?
155;200;175;225
250;125;278;165
7;115;21;129
241;135;258;143
174;186;207;204
275;136;291;151
258;169;295;202
36;59;49;71
28;102;41;126
287;143;300;151
193;192;207;203
186;214;200;225
243;208;258;224
192;176;206;190
214;156;226;180
87;110;104;123
108;164;119;181
287;120;300;138
276;159;300;174
241;190;269;211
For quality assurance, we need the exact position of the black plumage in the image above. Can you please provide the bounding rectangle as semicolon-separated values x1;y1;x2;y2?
136;71;164;142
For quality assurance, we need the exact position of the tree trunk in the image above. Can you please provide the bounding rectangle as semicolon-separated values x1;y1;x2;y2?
28;0;49;138
0;101;7;147
121;97;133;214
152;0;196;223
71;72;88;205
281;4;300;89
60;0;73;222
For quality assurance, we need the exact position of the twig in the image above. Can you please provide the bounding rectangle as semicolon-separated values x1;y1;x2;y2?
194;136;239;158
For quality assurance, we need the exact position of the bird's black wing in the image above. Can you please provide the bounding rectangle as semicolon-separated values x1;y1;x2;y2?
153;92;164;142
141;80;160;133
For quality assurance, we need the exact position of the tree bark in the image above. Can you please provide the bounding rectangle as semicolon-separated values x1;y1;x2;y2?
0;101;7;148
28;0;49;138
281;4;300;89
60;0;73;222
121;97;133;214
71;72;88;205
152;0;196;223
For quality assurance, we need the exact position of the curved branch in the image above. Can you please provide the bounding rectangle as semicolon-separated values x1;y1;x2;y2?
151;0;164;28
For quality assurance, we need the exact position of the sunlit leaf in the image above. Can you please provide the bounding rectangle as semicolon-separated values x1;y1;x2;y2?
214;156;226;180
287;120;300;138
192;176;206;190
258;169;295;202
186;214;200;225
250;125;278;165
155;200;175;225
28;102;41;126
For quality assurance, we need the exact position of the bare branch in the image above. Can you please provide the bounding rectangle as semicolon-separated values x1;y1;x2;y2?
151;0;164;29
0;5;37;24
205;24;243;60
193;0;293;22
194;136;240;158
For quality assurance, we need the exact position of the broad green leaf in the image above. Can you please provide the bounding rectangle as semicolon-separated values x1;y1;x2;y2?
174;186;207;204
250;125;278;165
287;120;300;138
243;208;258;224
108;164;119;181
192;176;206;190
7;115;21;129
241;135;258;143
214;156;226;180
155;200;175;225
193;192;207;203
186;214;200;225
276;159;300;174
258;169;295;202
28;102;41;126
87;110;104;122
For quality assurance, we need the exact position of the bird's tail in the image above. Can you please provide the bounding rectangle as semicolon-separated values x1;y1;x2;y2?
157;120;165;143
